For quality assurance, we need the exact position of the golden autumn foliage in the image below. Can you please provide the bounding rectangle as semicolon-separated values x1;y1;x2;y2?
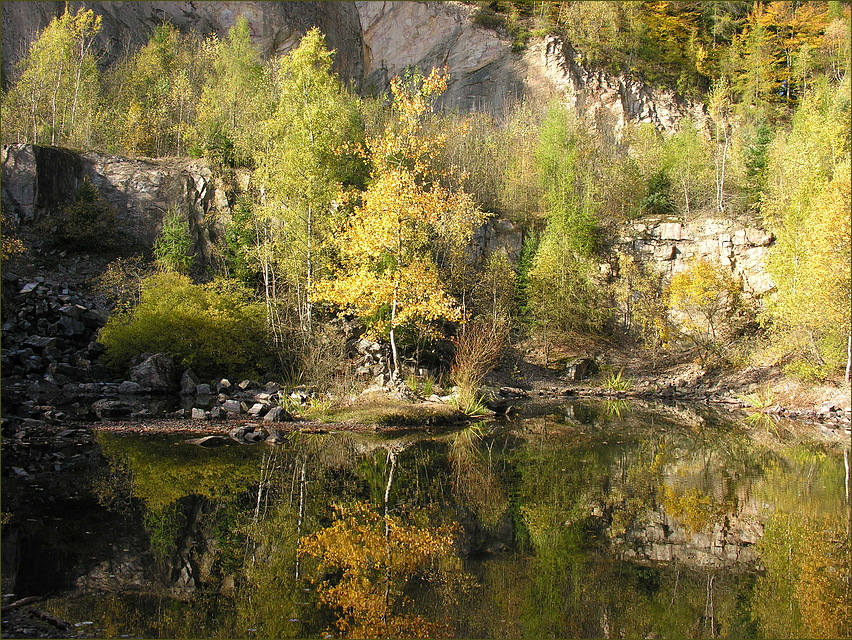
311;68;487;372
762;79;851;380
0;223;25;262
755;512;851;639
667;259;742;353
298;501;459;638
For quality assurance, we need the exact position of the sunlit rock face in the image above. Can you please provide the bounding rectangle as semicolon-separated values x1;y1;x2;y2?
530;37;707;134
354;3;702;129
1;1;364;88
356;1;525;113
4;1;700;129
618;217;775;296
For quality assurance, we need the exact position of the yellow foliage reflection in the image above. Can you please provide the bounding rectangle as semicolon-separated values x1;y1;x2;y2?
298;502;461;638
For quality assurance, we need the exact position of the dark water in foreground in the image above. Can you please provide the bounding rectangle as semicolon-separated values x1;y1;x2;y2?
3;400;850;639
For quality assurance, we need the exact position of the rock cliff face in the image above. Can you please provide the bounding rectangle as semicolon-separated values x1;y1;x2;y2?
2;1;364;87
618;217;775;295
355;2;703;129
356;1;524;112
532;37;707;133
3;1;700;130
1;144;231;264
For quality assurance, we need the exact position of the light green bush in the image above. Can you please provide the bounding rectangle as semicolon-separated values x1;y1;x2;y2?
99;272;272;379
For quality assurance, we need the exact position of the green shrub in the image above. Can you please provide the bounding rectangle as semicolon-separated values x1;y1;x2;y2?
404;372;437;397
472;7;506;30
640;171;674;215
99;272;272;379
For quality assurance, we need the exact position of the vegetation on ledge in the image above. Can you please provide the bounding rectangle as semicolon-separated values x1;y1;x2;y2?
1;3;849;406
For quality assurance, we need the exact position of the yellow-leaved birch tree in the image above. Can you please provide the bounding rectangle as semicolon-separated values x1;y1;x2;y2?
312;69;487;376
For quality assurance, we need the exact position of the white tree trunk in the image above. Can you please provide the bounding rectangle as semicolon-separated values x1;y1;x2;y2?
389;288;400;378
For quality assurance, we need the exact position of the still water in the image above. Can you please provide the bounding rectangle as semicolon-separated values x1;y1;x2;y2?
6;400;851;638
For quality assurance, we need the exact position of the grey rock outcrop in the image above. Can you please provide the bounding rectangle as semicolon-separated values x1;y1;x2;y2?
357;0;524;113
531;37;706;134
2;144;233;264
1;146;84;225
470;217;523;263
356;3;702;129
2;1;364;89
617;216;775;296
180;369;201;395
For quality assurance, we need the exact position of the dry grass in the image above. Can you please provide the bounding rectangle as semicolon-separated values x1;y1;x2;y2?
450;319;509;410
306;393;465;427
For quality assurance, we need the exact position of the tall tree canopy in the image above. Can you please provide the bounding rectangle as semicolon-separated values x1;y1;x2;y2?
1;7;102;147
761;76;851;380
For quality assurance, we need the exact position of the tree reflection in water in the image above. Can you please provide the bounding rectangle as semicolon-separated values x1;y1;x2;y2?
27;402;850;639
299;501;463;638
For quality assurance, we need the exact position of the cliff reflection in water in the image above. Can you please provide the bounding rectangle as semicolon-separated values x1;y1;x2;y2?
38;400;849;639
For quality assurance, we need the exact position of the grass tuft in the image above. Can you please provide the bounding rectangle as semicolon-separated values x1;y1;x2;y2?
602;368;633;391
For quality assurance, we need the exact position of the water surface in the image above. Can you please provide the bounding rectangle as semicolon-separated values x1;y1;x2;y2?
5;400;849;638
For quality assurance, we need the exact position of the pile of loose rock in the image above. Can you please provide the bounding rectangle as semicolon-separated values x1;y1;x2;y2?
77;352;301;424
1;273;116;426
0;271;299;427
175;369;294;423
1;273;109;382
351;337;394;386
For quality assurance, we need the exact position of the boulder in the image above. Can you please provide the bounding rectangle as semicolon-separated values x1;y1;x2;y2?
222;399;242;414
117;380;143;395
180;369;201;395
263;406;293;423
58;316;87;335
130;353;177;391
563;358;597;382
91;398;132;420
658;222;683;240
26;379;62;403
247;403;267;418
817;401;838;415
81;309;108;328
264;428;285;445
